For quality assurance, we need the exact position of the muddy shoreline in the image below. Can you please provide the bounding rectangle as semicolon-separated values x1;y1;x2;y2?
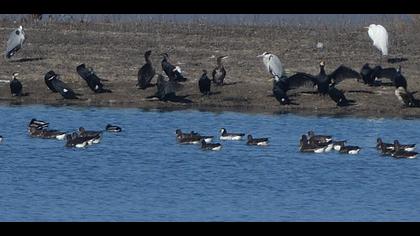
1;20;420;118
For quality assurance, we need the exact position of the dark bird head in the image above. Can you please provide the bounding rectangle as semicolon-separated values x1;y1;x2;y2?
12;72;19;79
45;70;58;81
319;61;325;68
397;65;402;73
247;135;253;141
308;131;315;138
175;129;182;135
220;128;226;135
161;53;169;60
145;50;152;57
216;55;228;64
361;63;371;72
202;69;208;75
201;139;207;146
78;127;86;134
377;138;383;144
300;135;308;144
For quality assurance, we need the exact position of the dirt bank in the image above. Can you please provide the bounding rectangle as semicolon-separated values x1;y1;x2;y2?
1;20;420;118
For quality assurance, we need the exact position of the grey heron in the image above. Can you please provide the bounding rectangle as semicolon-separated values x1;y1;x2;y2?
257;52;284;80
5;25;25;59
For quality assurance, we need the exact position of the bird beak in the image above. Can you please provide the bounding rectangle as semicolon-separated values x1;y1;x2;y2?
364;27;369;29
257;54;264;58
222;56;229;59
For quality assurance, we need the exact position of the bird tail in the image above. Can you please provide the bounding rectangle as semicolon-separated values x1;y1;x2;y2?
97;88;112;93
174;71;187;82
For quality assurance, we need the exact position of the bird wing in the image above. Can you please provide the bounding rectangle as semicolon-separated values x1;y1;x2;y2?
6;27;25;58
286;73;317;89
162;61;176;75
138;64;155;87
368;25;388;55
329;65;361;84
375;68;398;82
52;78;77;98
77;64;104;91
76;64;90;81
267;54;284;79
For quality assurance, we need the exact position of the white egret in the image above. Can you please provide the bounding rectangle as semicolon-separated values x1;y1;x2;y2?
257;52;284;81
5;25;26;59
365;24;388;63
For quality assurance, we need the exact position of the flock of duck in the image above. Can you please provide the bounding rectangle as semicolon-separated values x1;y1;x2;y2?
26;118;121;148
300;131;417;159
175;128;268;151
0;121;418;159
174;128;417;158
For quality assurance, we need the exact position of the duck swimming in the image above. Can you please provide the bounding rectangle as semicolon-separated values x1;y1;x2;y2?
219;128;245;141
299;135;326;153
28;118;49;130
246;135;269;146
393;140;416;152
201;139;222;151
176;129;213;144
307;131;332;144
78;127;101;144
105;124;122;132
338;145;361;154
392;142;418;159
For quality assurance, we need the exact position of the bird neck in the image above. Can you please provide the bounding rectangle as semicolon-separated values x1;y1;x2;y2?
320;66;326;76
145;55;152;64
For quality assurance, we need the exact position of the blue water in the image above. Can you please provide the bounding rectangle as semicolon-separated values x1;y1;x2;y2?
0;105;420;221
